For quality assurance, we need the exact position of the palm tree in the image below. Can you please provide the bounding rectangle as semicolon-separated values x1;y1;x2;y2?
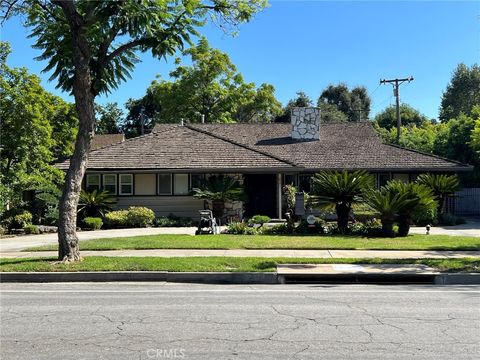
364;188;417;237
385;181;437;236
77;190;116;219
312;170;374;233
416;174;460;215
192;175;245;220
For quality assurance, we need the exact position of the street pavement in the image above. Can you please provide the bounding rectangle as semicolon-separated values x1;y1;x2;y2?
1;283;479;359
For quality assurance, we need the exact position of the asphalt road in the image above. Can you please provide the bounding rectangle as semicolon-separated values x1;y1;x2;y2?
1;283;479;360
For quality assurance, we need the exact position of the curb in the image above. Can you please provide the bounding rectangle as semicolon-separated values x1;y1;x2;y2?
0;271;278;284
1;272;479;285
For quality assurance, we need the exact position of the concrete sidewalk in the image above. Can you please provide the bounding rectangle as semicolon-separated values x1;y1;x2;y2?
2;249;479;259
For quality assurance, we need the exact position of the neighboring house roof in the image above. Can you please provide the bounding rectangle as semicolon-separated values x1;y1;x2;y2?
58;122;471;172
91;134;125;150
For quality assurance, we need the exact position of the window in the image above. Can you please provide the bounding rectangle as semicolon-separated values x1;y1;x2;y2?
174;174;189;195
119;174;133;195
86;174;100;191
392;173;409;183
190;174;204;190
158;174;172;195
103;174;117;194
377;173;391;188
284;174;297;186
299;174;312;192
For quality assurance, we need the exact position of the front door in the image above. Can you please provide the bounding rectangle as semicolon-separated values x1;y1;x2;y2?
243;174;277;218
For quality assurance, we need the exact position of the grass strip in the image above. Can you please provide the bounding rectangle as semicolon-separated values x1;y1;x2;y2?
1;257;478;273
26;234;480;252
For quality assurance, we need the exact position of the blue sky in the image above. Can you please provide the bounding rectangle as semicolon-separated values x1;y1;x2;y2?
1;1;479;119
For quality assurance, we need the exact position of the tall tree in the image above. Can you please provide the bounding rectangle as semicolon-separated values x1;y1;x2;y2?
146;38;281;124
275;91;313;123
95;102;122;134
440;63;480;122
2;0;266;262
0;41;73;214
374;104;430;130
318;83;371;122
122;89;159;138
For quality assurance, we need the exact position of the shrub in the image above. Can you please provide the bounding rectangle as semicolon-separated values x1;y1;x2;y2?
1;209;33;230
260;223;293;235
78;190;116;219
349;219;383;237
223;222;257;235
83;217;103;230
0;225;5;237
13;211;33;228
104;210;129;228
125;207;155;227
155;214;196;227
412;207;438;226
24;224;40;235
295;217;326;234
248;215;271;226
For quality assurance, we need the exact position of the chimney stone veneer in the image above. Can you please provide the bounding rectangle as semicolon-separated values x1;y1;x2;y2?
291;107;321;140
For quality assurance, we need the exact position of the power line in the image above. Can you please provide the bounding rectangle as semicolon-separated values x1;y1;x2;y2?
380;76;414;143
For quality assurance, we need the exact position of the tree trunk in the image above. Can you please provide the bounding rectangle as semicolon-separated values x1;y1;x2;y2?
335;203;350;234
381;217;395;238
211;200;225;223
397;215;411;237
57;17;95;262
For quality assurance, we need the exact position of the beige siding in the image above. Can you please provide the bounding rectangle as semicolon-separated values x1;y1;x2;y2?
115;196;204;219
134;174;156;195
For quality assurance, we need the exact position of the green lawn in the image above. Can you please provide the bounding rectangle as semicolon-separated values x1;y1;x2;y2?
1;257;478;273
27;233;480;252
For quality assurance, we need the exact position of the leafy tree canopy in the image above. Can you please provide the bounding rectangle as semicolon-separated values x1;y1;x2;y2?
318;83;371;122
144;38;281;124
275;91;313;123
0;41;75;211
374;103;431;130
95;102;122;134
440;63;480;122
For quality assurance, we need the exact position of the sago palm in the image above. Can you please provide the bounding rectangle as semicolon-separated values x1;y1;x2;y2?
312;170;374;233
192;175;245;219
77;190;116;219
384;181;437;236
416;174;460;215
363;188;417;238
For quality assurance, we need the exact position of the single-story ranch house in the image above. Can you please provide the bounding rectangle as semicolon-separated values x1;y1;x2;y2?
58;107;471;220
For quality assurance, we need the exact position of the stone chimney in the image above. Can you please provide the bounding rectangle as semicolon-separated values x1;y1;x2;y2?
291;107;321;140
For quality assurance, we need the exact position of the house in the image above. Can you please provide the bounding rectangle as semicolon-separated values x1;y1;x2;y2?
58;108;471;220
91;134;125;150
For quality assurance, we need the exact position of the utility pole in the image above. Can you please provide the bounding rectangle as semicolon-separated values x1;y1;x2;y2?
379;76;414;143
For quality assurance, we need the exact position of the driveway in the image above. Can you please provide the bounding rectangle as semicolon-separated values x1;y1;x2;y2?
0;227;197;252
410;217;480;237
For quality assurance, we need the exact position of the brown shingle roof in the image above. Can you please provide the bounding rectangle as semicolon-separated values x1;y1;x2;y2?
187;122;471;172
91;134;125;150
58;125;294;171
58;122;471;172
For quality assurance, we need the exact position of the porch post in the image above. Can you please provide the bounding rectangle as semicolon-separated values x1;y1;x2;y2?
276;173;282;219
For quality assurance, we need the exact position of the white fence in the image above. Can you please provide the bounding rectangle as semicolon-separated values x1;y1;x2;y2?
446;188;480;216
